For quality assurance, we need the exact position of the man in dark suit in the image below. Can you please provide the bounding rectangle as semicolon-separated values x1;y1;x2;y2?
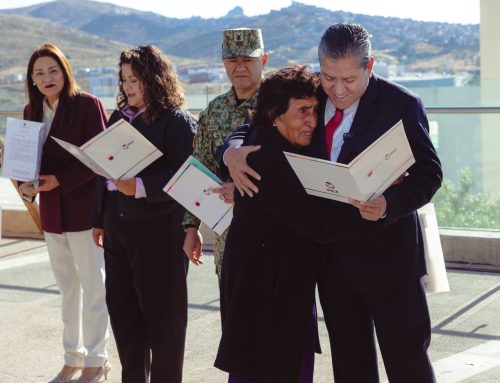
221;23;442;383
311;24;441;383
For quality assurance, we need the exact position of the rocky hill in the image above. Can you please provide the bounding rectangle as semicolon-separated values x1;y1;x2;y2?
1;0;479;73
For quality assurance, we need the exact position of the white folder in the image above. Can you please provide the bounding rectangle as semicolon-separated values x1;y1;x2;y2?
52;118;162;180
285;120;415;203
163;156;233;235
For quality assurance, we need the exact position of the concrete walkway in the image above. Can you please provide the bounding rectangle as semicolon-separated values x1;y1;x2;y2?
1;236;500;382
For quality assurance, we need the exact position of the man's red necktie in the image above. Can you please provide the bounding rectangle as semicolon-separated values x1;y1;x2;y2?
325;109;344;157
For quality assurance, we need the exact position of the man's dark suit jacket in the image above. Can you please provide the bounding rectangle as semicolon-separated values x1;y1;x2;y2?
23;92;107;234
308;74;443;294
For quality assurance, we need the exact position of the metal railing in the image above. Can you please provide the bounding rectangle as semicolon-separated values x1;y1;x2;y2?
426;106;500;114
2;106;500;118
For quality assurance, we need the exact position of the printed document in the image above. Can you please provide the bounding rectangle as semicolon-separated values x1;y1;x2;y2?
285;120;415;202
163;156;233;235
53;118;162;180
1;117;47;182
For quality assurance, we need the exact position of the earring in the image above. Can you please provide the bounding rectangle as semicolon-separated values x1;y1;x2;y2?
33;82;36;86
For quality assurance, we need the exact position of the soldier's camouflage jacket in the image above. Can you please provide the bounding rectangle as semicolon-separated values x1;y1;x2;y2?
182;86;258;277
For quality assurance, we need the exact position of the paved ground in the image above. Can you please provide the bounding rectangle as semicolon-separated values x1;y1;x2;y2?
1;177;500;382
0;237;500;383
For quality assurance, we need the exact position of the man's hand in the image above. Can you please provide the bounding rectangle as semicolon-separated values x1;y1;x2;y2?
350;195;387;221
19;181;38;197
212;182;235;204
225;145;262;197
113;178;136;196
183;228;203;266
37;174;59;192
92;227;104;248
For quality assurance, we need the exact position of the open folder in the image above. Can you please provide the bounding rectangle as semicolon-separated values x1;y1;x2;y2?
52;118;162;180
163;156;233;235
285;120;415;203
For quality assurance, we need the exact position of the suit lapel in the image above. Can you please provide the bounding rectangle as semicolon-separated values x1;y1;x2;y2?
338;75;379;163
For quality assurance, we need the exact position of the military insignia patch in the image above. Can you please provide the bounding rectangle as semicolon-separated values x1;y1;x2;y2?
234;31;243;44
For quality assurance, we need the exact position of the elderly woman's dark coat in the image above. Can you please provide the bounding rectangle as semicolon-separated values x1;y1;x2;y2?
214;125;385;382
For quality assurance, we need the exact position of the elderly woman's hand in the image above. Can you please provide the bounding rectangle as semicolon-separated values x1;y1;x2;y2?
225;145;261;197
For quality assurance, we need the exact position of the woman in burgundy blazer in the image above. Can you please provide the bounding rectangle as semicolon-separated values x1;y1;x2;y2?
19;44;110;383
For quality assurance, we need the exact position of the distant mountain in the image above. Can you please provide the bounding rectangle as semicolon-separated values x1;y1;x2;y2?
0;12;127;76
1;0;479;72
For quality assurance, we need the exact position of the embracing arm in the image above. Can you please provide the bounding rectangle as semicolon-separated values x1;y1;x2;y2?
217;124;261;196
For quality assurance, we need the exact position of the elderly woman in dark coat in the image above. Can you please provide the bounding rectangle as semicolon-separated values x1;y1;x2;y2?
214;66;387;383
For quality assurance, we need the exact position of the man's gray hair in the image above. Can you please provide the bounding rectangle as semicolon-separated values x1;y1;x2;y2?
318;23;372;69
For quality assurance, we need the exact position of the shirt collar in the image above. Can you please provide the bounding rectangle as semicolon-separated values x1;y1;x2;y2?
43;98;59;114
325;98;360;122
121;104;147;122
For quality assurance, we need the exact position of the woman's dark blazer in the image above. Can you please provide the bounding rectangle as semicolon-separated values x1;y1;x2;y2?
214;126;386;382
23;92;107;234
92;107;196;226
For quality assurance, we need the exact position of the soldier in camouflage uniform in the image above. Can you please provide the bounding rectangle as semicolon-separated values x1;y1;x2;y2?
182;28;269;281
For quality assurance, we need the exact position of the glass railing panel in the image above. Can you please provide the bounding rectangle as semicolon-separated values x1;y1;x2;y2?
402;78;500;108
428;110;500;230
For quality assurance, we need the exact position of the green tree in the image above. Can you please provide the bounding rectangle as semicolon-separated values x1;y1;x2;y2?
434;168;500;229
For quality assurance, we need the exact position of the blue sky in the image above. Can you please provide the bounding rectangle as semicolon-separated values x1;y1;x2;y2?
0;0;480;24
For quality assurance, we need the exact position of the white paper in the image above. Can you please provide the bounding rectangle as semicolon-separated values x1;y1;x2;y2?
51;137;110;178
1;118;47;182
52;118;162;180
418;203;450;294
163;156;233;235
285;120;415;203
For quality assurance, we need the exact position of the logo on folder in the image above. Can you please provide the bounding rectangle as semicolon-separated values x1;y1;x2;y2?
325;181;339;194
107;140;134;161
194;187;213;207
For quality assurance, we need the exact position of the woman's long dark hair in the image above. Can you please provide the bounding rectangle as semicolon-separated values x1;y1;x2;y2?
25;44;80;128
116;45;185;124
